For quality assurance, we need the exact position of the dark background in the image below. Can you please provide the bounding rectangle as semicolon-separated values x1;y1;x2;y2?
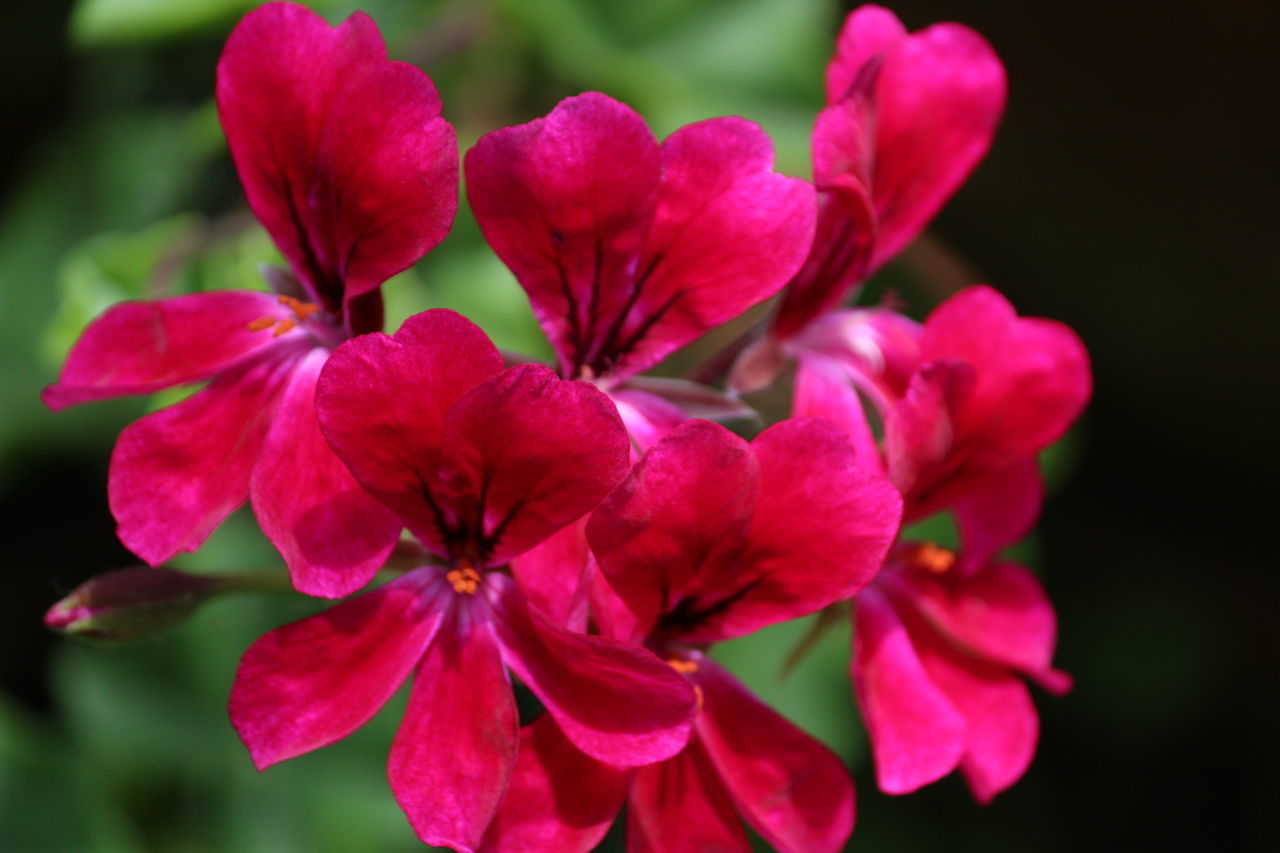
2;0;1276;850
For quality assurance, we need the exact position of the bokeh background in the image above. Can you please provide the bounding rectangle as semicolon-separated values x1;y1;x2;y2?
2;0;1276;850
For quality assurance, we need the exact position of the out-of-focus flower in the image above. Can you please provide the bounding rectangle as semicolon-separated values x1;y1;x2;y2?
466;91;815;449
853;542;1071;802
230;309;696;852
42;1;458;598
44;566;226;642
482;418;902;853
732;4;1005;392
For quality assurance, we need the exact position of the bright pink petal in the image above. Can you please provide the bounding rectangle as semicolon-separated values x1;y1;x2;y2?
628;740;751;853
229;568;446;769
217;2;457;315
793;354;884;477
913;625;1039;804
465;92;660;376
438;364;630;567
488;574;696;767
891;559;1067;690
609;388;689;455
390;599;517;852
679;418;901;643
606;116;815;377
251;347;402;598
696;658;854;853
920;286;1092;461
952;458;1044;572
315;309;503;554
791;307;924;413
587;420;759;643
480;715;631;853
43;291;291;410
828;6;1007;272
109;348;299;565
509;518;592;631
852;586;965;795
884;359;972;506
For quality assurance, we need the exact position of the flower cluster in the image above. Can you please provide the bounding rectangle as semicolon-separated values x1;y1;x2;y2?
45;3;1090;851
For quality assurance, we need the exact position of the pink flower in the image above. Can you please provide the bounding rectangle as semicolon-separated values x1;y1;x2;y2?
731;4;1005;391
481;418;902;853
795;286;1091;571
42;2;458;597
853;542;1071;802
466;91;816;448
230;309;697;852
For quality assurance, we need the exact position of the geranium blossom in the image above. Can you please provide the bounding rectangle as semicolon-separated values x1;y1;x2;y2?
42;1;458;597
466;91;816;448
732;4;1005;391
853;542;1071;801
230;309;697;852
482;418;902;853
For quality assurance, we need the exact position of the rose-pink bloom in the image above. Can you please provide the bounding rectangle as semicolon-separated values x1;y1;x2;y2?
232;309;696;851
773;4;1006;339
480;418;899;852
853;543;1070;802
467;91;815;448
42;2;458;598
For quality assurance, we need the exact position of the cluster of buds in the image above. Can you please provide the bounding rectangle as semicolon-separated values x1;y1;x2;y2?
44;3;1089;851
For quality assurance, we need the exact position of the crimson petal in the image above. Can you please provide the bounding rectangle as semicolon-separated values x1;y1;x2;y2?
229;569;446;769
488;574;696;767
952;458;1044;572
315;309;503;554
696;658;854;853
109;348;298;565
217;2;457;315
628;740;751;853
251;347;401;598
390;598;517;852
43;291;291;410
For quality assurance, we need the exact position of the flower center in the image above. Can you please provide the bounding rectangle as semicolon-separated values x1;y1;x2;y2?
446;566;482;595
909;542;956;574
666;657;699;675
247;295;322;337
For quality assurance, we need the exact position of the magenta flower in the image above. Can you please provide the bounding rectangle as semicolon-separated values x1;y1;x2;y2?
42;1;458;598
466;91;816;447
229;309;696;852
853;542;1070;802
481;418;902;853
732;4;1005;390
796;286;1091;571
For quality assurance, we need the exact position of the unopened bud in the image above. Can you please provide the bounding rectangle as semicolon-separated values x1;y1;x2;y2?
45;567;225;642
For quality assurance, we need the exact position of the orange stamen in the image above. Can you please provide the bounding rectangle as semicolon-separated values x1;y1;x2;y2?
246;296;322;336
911;542;956;575
278;294;321;321
272;317;298;337
246;316;277;332
666;657;699;676
447;566;482;595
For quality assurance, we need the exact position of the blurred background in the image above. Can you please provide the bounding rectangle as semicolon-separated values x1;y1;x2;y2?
1;0;1276;850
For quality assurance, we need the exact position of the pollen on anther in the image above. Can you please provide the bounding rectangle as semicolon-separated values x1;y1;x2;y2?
666;658;699;676
246;316;277;332
447;567;482;595
911;542;956;575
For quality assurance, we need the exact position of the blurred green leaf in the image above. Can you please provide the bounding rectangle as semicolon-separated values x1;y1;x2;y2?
71;0;258;46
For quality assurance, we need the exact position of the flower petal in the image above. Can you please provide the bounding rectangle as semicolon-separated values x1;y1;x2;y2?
390;598;517;852
627;740;751;853
587;419;759;643
229;569;446;769
109;348;298;565
488;574;696;767
43;291;290;410
480;715;631;853
438;364;630;567
827;6;1007;272
217;2;457;314
315;309;503;554
913;623;1039;804
679;418;901;643
696;658;854;853
466;92;660;376
793;354;884;478
607;116;815;377
251;347;402;598
884;359;972;506
952;458;1044;572
509;518;593;631
852;586;965;795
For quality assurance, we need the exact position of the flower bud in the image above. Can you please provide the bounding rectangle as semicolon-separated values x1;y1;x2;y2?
45;567;225;642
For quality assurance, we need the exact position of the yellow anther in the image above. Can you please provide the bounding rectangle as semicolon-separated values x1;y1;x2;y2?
246;297;320;336
666;658;699;676
911;542;956;575
447;567;482;595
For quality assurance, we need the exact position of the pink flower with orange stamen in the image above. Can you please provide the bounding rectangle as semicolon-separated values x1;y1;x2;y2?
42;2;458;597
